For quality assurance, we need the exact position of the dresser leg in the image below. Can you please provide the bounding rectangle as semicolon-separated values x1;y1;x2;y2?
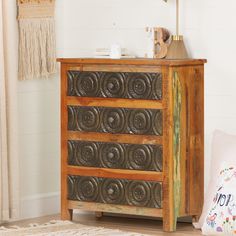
95;211;103;219
61;209;73;221
192;215;200;223
163;217;177;232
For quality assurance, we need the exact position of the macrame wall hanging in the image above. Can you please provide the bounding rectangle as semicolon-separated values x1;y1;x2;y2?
17;0;57;80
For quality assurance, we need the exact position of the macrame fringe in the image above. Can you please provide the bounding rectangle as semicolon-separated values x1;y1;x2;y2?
18;18;56;80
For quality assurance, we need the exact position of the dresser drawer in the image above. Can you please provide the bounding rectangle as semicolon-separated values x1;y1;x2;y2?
67;71;162;100
68;106;163;135
68;176;162;208
68;140;163;171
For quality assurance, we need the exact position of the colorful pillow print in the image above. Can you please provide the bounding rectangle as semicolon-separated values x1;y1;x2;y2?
195;130;236;230
202;165;236;235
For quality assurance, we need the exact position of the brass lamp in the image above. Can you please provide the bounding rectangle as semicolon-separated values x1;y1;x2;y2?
163;0;189;59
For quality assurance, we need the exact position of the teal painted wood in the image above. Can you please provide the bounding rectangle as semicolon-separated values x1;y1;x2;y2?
172;71;182;229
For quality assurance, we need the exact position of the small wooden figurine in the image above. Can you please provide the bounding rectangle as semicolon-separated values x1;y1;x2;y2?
145;27;170;59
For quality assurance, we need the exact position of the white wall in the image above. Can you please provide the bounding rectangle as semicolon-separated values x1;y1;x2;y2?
19;0;236;219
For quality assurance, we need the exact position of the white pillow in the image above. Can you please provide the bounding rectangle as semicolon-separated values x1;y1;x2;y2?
195;130;236;229
202;164;236;235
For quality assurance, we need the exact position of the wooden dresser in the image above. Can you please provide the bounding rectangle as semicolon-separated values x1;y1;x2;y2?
58;58;206;232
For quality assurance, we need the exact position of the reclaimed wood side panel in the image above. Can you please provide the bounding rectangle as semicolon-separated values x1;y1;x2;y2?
172;71;182;223
163;66;193;229
162;66;175;232
61;64;74;220
188;66;204;218
175;65;204;219
172;66;190;217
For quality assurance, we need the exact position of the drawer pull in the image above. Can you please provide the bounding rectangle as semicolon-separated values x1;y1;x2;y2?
101;179;125;204
108;188;114;195
108;152;115;159
108;82;115;89
108;117;115;123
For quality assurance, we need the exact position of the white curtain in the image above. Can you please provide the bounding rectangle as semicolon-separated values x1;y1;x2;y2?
0;0;19;221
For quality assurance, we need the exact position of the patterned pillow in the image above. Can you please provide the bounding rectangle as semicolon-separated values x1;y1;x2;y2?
195;130;236;230
202;165;236;235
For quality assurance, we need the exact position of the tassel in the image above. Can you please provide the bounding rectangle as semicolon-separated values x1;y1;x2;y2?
17;0;56;80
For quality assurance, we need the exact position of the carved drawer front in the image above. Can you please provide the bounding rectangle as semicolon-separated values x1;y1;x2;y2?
68;106;163;135
68;176;162;208
67;71;162;100
68;140;163;171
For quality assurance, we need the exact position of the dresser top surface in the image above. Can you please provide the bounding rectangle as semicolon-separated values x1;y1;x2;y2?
57;58;207;66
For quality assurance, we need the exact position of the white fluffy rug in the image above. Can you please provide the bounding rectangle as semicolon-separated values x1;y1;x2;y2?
0;220;149;236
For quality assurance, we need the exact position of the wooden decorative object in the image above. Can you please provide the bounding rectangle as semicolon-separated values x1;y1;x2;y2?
145;27;170;59
153;28;170;59
58;58;206;232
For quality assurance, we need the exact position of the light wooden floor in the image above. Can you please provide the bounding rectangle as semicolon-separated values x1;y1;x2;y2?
3;212;202;235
